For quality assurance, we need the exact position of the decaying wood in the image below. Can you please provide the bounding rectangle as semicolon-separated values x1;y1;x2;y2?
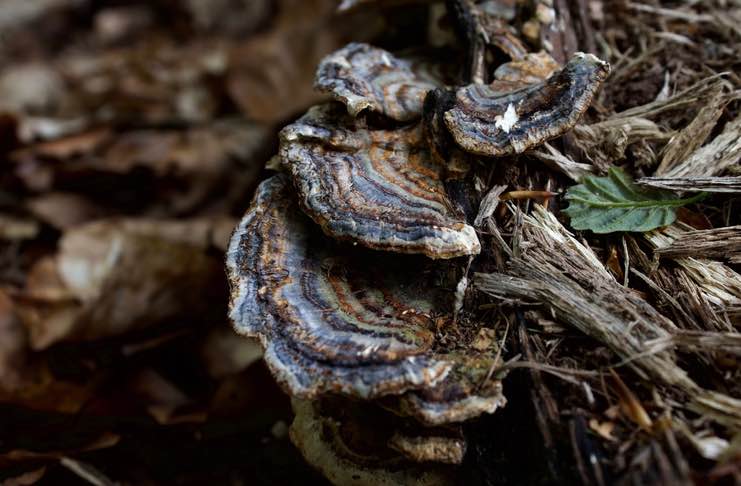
643;331;741;357
655;87;729;175
474;184;507;228
627;235;736;333
615;76;727;121
654;225;741;261
475;206;741;430
646;225;741;311
638;176;741;193
477;206;685;385
661;114;741;179
571;117;670;171
530;142;595;181
537;0;578;65
448;0;487;83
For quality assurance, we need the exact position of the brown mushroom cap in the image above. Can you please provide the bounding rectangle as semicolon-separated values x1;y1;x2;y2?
227;174;453;399
227;175;505;424
492;51;560;87
444;52;610;156
315;43;443;122
280;104;480;259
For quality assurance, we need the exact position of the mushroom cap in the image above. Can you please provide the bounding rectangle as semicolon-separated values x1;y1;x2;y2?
227;175;505;424
280;104;481;259
396;355;506;425
492;51;560;86
315;43;442;121
227;174;453;399
444;52;610;156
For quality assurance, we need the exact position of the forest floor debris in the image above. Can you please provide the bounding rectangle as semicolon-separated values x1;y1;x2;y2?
0;0;739;485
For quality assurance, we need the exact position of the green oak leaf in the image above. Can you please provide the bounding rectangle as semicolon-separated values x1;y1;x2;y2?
564;168;706;234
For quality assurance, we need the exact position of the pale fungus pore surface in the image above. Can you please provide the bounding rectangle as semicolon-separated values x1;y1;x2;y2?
315;43;443;121
280;104;480;259
227;174;453;399
289;398;454;486
444;52;610;156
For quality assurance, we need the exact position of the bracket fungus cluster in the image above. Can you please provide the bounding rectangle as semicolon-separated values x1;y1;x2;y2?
227;2;608;481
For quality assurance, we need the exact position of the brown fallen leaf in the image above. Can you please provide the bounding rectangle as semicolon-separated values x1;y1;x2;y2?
471;327;499;352
183;0;273;36
0;466;46;486
0;432;120;465
93;5;154;45
227;0;382;123
14;120;269;215
201;326;263;379
16;219;225;349
0;63;66;114
0;292;92;413
130;369;207;425
0;214;39;241
0;289;31;391
114;217;238;252
20;128;111;160
26;192;111;230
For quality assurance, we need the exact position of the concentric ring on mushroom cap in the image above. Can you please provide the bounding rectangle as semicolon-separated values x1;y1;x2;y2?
227;175;506;422
315;43;443;122
226;174;453;399
280;104;481;259
444;52;610;156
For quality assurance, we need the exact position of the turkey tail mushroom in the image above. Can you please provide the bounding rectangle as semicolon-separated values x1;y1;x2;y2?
280;104;481;259
444;52;610;156
226;175;505;425
226;174;453;399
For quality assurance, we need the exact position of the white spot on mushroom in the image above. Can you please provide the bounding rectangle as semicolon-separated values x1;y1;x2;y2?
494;104;518;133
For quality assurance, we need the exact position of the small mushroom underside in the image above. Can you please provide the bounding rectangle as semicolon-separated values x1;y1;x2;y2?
227;174;504;425
280;104;481;259
290;398;456;485
297;396;468;466
444;53;610;156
